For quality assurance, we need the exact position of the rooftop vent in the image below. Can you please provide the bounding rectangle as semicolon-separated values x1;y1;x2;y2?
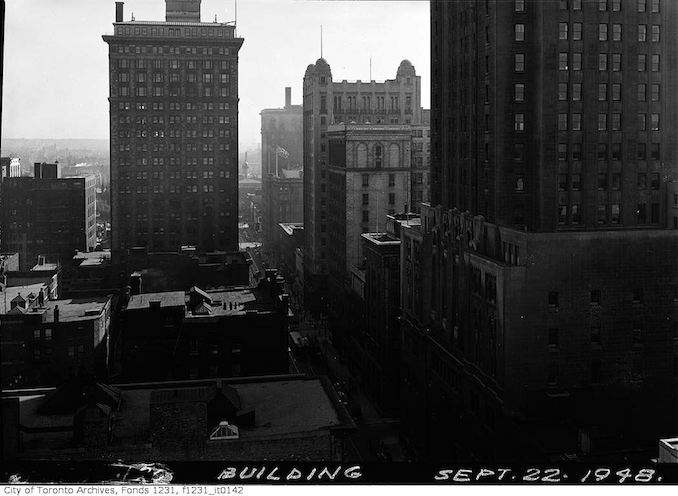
209;421;239;440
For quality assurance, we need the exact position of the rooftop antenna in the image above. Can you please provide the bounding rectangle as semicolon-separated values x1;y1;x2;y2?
131;12;135;21
214;14;218;22
234;0;238;36
370;56;372;80
320;25;323;58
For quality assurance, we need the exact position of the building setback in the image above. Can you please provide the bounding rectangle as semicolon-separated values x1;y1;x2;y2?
102;0;243;258
303;59;423;314
1;162;96;270
400;0;678;461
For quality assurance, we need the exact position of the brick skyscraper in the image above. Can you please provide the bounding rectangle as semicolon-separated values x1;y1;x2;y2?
400;0;678;461
103;0;243;257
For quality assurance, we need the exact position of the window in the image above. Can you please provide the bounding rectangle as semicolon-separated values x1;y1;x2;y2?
638;54;647;71
612;113;621;131
558;114;568;131
515;54;525;72
559;174;568;191
362;193;369;206
612;84;621;101
572;204;581;224
559;53;568;71
612;0;621;10
651;143;660;160
572;83;582;101
597;204;607;223
598;83;608;101
651;0;659;13
591;290;601;305
558;23;567;40
612;54;621;71
612;143;622;161
651;113;660;130
612;24;622;41
651;173;660;190
638;0;646;11
598;114;607;131
362;174;369;187
638;173;647;189
599;54;608;71
638;143;647;160
611;204;620;223
638;24;647;42
558;143;567;161
33;329;40;340
651;84;660;101
639;113;647;131
558;205;567;224
598;143;608;160
515;83;525;102
362;211;369;223
558;83;568;101
598;173;608;190
573;23;582;41
515;24;525;41
638;83;647;101
548;328;559;348
637;203;647;223
515;0;525;11
388;173;395;187
599;0;607;10
572;53;582;71
599;24;608;41
45;329;52;341
572;113;582;131
651;54;660;72
612;173;621;190
515;114;525;131
573;143;582;161
389;193;396;205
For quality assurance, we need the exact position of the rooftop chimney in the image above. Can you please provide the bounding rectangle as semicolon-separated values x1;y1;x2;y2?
285;87;292;108
165;0;201;22
115;2;124;22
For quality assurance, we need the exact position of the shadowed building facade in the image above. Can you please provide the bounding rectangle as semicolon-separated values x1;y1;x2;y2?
399;0;678;462
103;0;243;258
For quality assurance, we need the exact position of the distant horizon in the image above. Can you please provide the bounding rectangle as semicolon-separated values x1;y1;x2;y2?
2;1;430;146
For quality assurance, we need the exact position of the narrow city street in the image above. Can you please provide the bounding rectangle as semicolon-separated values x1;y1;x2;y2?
289;330;408;462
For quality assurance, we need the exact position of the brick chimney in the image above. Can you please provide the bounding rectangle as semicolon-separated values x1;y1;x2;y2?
285;87;292;108
115;2;124;22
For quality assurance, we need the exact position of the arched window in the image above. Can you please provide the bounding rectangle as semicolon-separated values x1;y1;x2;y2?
375;144;383;168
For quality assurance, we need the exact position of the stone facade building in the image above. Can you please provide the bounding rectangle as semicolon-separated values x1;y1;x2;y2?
302;58;423;314
103;0;243;258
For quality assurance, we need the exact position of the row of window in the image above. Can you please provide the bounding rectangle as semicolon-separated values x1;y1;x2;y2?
115;25;234;39
119;115;231;125
548;287;647;307
557;202;660;225
118;72;231;84
117;101;230;112
514;113;662;132
551;82;661;102
559;172;660;191
118;86;232;97
362;193;398;206
527;0;662;12
114;45;231;56
555;23;660;42
117;58;231;70
121;170;225;180
556;142;660;161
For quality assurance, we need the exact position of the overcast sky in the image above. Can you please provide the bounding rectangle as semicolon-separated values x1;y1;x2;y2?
2;0;430;148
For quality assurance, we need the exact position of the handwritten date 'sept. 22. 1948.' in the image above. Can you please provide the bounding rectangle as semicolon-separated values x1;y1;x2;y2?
433;467;660;483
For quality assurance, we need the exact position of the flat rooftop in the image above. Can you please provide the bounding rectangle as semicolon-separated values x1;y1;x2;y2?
362;232;400;246
279;223;304;236
7;375;352;453
31;263;59;272
126;291;186;310
43;297;110;323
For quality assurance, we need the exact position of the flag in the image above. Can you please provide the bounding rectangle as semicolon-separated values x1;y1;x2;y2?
275;146;290;159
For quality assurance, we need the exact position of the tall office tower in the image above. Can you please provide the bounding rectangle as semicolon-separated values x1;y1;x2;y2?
103;0;243;258
303;58;422;314
260;88;303;251
1;163;97;270
400;0;678;461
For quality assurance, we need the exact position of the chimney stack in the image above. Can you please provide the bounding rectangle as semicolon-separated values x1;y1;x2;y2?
285;87;292;108
115;2;124;22
54;305;60;323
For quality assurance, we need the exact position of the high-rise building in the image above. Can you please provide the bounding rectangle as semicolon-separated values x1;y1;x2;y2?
1;163;97;270
303;58;423;314
103;0;243;258
400;0;678;461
